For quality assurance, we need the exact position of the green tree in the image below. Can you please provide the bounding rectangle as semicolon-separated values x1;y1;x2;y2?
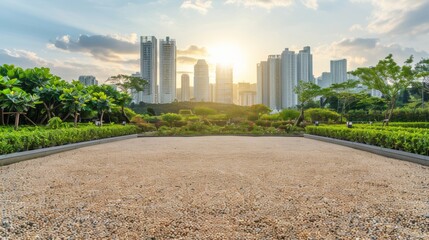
294;80;322;126
194;107;216;117
249;104;271;119
352;54;417;126
90;92;114;126
0;88;40;129
60;87;90;127
109;74;148;93
414;58;429;108
328;80;361;123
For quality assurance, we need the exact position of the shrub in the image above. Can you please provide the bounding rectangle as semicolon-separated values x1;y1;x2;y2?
279;109;300;121
47;117;62;129
179;109;193;115
161;113;182;127
194;107;217;116
305;108;340;123
260;113;280;121
255;120;271;127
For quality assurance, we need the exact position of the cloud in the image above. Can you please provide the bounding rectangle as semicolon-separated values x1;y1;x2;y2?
0;48;138;82
177;56;199;65
177;45;208;56
316;37;429;71
180;0;212;14
354;0;429;36
225;0;294;9
49;34;139;62
301;0;318;10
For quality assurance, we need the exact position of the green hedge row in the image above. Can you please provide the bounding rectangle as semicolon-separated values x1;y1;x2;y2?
347;109;429;122
0;125;137;155
306;126;429;156
351;124;429;134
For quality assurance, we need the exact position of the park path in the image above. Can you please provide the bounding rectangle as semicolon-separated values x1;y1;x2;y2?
1;137;428;239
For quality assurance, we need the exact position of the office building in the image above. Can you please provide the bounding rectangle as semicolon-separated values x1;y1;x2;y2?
159;37;176;103
297;46;313;83
216;65;233;104
194;59;210;102
281;48;297;108
209;83;216;102
78;75;98;86
181;74;190;101
268;55;281;110
257;61;269;106
331;59;347;84
139;36;157;103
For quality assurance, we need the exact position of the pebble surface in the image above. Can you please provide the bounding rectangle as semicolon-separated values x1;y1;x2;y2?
1;136;428;239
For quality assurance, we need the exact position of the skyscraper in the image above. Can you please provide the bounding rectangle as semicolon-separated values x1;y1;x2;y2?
78;75;98;86
268;55;281;110
281;48;297;108
256;61;269;106
297;46;313;83
194;59;210;102
331;59;347;84
139;36;157;103
159;37;176;103
215;65;233;104
181;74;190;101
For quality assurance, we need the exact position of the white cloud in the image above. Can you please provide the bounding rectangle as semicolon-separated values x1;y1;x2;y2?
349;24;364;32
224;0;294;9
180;0;212;14
315;37;429;72
352;0;429;36
301;0;318;10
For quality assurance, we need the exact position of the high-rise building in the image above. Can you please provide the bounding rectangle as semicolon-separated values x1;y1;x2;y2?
331;59;347;84
238;82;256;106
159;37;176;103
193;59;210;102
209;83;216;102
181;74;190;101
257;61;269;106
316;72;332;88
216;65;233;104
78;75;98;86
268;55;281;110
281;48;297;108
139;36;157;103
297;46;313;83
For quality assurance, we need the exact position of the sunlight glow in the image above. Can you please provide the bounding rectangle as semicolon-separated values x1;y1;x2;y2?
208;43;247;81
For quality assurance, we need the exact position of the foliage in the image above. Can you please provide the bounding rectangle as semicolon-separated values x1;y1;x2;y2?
109;74;148;92
0;125;137;155
179;109;193;115
305;108;340;123
306;125;429;156
47;117;63;129
194;107;217;116
279;109;300;121
161;113;182;127
347;108;429;122
352;54;418;124
249;104;271;116
294;80;322;126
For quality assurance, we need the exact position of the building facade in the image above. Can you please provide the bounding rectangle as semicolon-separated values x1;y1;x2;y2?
297;46;313;83
256;61;269;106
159;37;176;103
194;59;210;102
181;74;190;101
281;48;297;108
215;65;233;104
268;55;281;110
78;75;98;86
331;59;347;84
139;36;157;103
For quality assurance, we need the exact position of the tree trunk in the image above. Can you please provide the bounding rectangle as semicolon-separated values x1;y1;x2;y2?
74;113;79;127
62;112;71;122
340;101;346;123
383;98;396;127
0;108;4;125
294;107;304;127
121;106;130;123
100;111;104;127
14;113;20;130
43;102;52;120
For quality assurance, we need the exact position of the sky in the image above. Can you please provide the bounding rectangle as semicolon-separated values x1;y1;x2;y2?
1;0;428;86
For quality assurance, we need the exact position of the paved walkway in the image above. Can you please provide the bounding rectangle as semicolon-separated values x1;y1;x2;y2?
1;137;428;239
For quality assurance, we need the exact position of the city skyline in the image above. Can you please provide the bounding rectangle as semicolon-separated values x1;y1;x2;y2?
0;0;428;85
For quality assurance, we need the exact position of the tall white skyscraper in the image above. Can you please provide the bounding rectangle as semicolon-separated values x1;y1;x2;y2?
159;37;176;103
181;74;190;102
331;59;347;84
257;61;269;106
194;59;210;102
216;65;233;104
78;75;98;86
297;46;313;83
281;48;297;108
267;55;281;110
139;36;157;103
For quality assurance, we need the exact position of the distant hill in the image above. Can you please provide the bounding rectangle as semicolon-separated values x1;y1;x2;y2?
130;101;249;115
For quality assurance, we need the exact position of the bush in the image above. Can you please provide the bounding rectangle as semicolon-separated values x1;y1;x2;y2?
260;113;280;121
255;120;271;127
279;109;299;121
161;113;182;127
47;117;62;129
179;109;193;115
305;108;340;123
194;107;217;116
306;126;429;156
0;125;137;155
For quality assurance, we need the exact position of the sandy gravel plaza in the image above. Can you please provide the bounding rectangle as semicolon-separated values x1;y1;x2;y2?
1;136;428;239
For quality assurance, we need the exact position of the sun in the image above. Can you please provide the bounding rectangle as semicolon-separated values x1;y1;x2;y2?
208;44;244;68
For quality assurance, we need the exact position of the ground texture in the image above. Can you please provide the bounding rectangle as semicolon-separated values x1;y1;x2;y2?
1;136;428;239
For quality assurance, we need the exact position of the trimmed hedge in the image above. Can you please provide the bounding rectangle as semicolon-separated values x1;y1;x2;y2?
0;125;137;155
306;126;429;156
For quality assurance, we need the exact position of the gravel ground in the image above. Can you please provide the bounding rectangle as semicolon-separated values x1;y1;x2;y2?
1;136;428;239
